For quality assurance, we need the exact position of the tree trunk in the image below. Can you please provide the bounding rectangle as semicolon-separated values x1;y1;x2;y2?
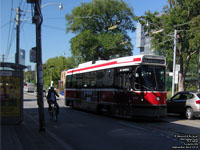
178;44;185;91
178;72;185;91
168;0;172;10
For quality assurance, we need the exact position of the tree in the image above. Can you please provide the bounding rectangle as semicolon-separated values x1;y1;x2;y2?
66;0;135;63
138;0;200;91
43;56;76;88
24;71;36;84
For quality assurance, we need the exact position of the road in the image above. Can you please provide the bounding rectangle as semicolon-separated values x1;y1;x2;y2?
24;92;200;150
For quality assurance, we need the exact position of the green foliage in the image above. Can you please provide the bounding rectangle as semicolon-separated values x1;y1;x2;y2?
66;0;135;63
24;71;36;84
137;0;200;91
43;56;76;88
167;91;172;100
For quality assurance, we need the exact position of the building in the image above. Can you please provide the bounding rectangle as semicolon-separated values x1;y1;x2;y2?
60;70;68;90
136;22;155;55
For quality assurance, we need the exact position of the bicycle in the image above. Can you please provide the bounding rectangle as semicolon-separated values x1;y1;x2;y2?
49;101;58;121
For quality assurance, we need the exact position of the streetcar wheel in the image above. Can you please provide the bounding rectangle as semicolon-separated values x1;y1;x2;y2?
70;101;74;108
96;105;102;114
185;107;194;120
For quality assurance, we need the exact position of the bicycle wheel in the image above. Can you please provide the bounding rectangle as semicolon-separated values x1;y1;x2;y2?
48;107;53;120
52;104;58;121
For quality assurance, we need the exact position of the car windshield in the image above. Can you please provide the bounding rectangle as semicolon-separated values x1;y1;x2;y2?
197;93;200;98
134;65;165;91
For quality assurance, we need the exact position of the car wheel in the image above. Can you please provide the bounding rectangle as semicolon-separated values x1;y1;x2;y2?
185;107;194;120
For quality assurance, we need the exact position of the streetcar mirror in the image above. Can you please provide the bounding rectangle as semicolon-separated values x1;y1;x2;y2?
135;73;139;78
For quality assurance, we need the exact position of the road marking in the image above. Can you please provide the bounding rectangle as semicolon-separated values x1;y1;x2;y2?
25;113;73;150
172;120;200;128
119;122;147;131
46;129;73;150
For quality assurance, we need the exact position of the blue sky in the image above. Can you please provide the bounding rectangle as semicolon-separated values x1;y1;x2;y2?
0;0;168;70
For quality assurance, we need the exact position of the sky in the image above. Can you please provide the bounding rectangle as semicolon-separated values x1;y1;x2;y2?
0;0;168;70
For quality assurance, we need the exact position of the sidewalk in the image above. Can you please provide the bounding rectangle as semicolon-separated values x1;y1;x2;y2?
1;112;72;150
59;93;65;99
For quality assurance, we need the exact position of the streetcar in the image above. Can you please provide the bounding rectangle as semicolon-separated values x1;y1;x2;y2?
64;55;167;118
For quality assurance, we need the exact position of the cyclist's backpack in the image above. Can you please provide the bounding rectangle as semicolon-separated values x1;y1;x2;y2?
50;91;55;101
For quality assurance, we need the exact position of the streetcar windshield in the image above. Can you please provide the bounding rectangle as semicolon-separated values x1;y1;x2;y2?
134;65;165;91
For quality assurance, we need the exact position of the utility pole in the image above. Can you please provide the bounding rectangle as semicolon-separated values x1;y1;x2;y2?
2;55;5;70
2;54;5;62
16;7;21;64
32;0;45;131
172;29;177;96
26;0;62;131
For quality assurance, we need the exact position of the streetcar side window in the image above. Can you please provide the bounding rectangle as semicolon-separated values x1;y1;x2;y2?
71;75;76;88
115;73;131;89
97;70;104;88
104;69;114;88
115;67;132;89
76;74;83;88
135;67;144;90
66;75;72;88
83;73;90;88
90;71;97;87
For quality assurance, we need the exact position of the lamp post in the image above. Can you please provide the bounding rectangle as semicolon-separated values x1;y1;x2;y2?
172;30;177;96
41;3;63;10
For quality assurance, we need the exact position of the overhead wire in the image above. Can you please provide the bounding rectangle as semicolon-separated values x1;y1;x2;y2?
6;20;16;61
18;0;23;8
21;3;30;30
5;0;29;61
5;0;15;61
43;24;65;31
0;21;14;28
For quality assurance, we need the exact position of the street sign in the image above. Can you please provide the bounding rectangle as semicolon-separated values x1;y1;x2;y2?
175;70;179;84
176;64;180;71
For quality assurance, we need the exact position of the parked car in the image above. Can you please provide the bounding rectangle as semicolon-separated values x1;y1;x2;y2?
167;91;200;119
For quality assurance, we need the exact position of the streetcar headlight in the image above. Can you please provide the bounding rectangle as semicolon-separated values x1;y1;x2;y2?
156;97;160;101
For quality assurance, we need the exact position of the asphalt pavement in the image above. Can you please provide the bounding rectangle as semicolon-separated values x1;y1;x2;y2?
1;92;199;150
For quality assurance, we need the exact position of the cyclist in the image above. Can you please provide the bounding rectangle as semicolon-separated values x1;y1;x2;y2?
47;87;59;117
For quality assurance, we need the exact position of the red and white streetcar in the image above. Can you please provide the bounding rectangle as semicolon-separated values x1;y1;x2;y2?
64;55;167;118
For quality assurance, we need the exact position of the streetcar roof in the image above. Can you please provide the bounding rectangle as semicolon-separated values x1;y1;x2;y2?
66;55;165;75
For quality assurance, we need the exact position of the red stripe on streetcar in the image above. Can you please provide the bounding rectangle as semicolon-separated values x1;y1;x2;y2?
133;58;141;62
117;61;134;64
67;61;117;74
67;57;141;74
